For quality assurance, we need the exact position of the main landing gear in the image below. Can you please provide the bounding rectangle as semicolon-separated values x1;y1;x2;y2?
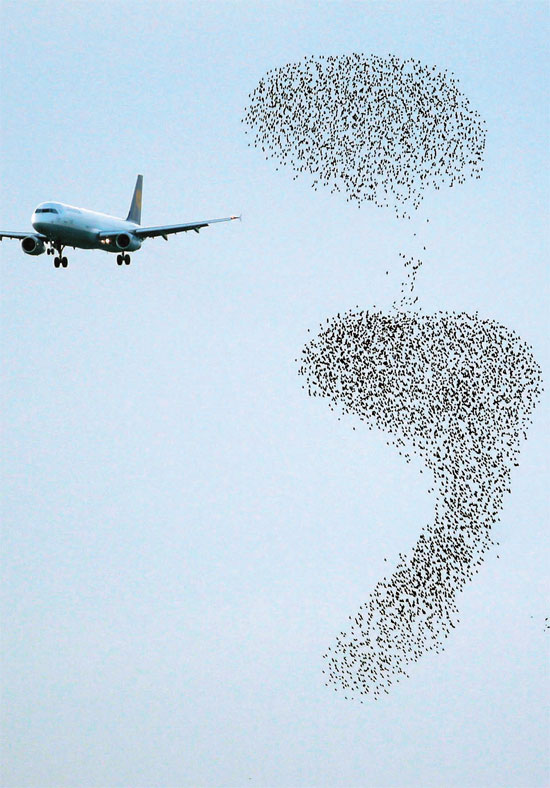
49;243;68;268
117;254;131;265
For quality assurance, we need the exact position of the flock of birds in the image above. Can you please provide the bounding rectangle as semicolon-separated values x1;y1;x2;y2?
298;309;542;699
243;53;543;699
242;52;486;218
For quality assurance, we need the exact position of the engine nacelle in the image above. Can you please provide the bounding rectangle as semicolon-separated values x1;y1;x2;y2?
115;233;142;252
21;236;46;256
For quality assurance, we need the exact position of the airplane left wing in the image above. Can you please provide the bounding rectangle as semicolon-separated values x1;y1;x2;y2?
0;230;47;240
132;215;241;240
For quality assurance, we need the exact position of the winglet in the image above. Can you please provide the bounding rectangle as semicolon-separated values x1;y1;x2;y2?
231;214;242;221
126;175;143;224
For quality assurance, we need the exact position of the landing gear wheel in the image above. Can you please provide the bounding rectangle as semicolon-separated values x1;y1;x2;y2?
124;254;131;265
54;257;60;268
61;257;68;268
117;255;123;265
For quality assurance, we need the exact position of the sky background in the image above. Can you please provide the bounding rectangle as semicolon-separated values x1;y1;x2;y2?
1;2;548;787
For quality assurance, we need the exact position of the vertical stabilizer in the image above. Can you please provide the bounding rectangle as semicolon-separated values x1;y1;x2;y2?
126;174;143;224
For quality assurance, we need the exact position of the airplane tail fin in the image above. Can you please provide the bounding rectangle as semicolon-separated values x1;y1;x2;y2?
126;174;143;224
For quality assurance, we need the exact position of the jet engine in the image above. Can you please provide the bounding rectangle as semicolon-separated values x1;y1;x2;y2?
115;233;142;252
21;236;46;256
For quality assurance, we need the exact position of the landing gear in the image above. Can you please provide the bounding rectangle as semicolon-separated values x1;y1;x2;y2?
52;244;68;268
116;254;131;265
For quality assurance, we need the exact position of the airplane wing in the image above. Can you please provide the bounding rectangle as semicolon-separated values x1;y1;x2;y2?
132;215;241;240
0;230;47;240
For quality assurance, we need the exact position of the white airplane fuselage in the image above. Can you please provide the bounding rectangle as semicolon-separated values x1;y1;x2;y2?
32;203;141;253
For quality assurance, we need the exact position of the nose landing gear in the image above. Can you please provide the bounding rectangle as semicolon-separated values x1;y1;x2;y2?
52;244;68;268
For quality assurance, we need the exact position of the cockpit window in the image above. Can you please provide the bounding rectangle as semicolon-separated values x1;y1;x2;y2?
35;207;59;214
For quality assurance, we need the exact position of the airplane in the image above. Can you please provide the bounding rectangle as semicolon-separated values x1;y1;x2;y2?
0;175;240;268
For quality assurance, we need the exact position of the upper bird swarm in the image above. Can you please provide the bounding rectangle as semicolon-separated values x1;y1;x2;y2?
242;53;487;218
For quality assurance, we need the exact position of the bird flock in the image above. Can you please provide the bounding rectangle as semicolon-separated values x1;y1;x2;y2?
243;53;543;699
242;53;486;218
298;309;542;699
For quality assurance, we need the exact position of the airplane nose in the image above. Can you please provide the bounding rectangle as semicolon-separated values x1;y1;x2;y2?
32;216;48;233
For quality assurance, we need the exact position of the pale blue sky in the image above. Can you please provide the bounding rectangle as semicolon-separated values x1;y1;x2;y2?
1;2;548;787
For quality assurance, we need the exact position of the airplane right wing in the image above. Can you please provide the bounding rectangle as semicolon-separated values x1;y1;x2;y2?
132;215;241;241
